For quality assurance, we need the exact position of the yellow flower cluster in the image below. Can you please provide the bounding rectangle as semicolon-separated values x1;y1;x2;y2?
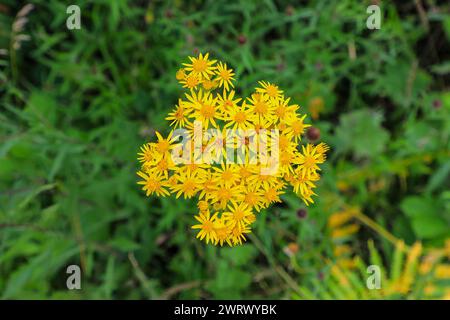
137;53;329;246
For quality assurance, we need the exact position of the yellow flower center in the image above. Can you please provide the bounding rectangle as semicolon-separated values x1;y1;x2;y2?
233;209;245;221
200;104;216;119
275;105;286;118
234;111;247;123
193;59;207;72
182;179;196;194
157;159;169;171
217;188;232;201
244;192;257;205
220;69;231;80
265;188;277;201
146;179;160;191
157;140;170;153
266;85;279;97
216;228;228;239
280;153;292;165
239;167;251;178
254;101;268;114
186;74;199;88
279;135;289;149
221;169;234;181
175;107;185;119
291;120;304;135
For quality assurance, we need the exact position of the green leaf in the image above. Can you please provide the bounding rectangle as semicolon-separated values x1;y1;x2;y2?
110;238;140;252
400;196;438;218
410;216;448;239
425;161;450;193
220;245;257;266
335;110;389;158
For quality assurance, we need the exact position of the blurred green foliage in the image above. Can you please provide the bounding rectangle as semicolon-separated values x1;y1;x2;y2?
0;0;449;299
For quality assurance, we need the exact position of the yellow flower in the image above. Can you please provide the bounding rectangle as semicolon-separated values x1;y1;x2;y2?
273;96;298;123
278;132;294;150
137;170;170;197
242;185;265;212
183;52;217;80
155;130;178;155
228;128;258;154
230;224;251;245
213;217;233;246
261;184;284;207
291;167;319;197
300;187;316;205
202;78;218;91
328;208;357;228
283;114;310;141
166;99;192;128
223;201;254;229
297;143;327;178
315;142;330;162
247;165;281;190
198;200;209;212
170;167;206;199
153;156;176;179
175;68;186;81
180;72;201;89
189;90;221;128
223;101;254;130
238;163;255;182
217;90;241;113
279;148;301;175
192;210;218;244
215;61;235;91
207;183;245;209
212;163;241;187
137;143;162;166
197;171;216;200
137;53;329;246
256;80;283;100
247;92;275;125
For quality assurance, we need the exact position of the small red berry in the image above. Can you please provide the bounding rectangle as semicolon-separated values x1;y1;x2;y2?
238;34;247;45
297;208;307;219
433;99;442;109
306;127;320;141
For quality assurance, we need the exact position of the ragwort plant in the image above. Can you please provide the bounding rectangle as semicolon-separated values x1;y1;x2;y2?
137;53;329;246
